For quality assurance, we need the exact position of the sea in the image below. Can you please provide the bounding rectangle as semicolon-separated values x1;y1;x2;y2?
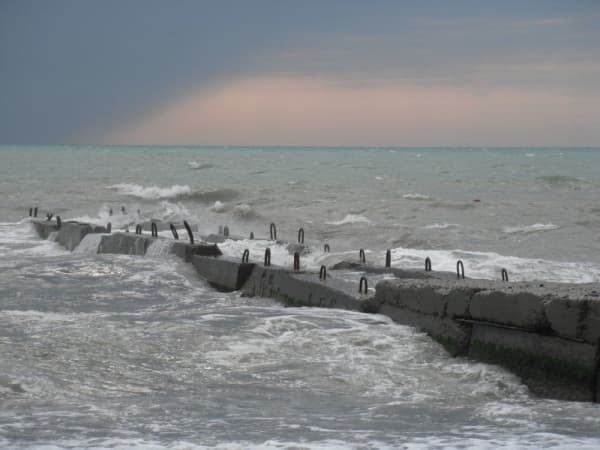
1;145;600;449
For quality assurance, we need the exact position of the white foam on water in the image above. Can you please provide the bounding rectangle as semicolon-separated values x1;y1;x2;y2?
210;200;226;212
145;238;174;257
403;193;433;200
109;183;192;200
72;233;103;255
423;223;459;229
0;223;68;258
325;214;373;226
387;246;600;283
503;223;560;234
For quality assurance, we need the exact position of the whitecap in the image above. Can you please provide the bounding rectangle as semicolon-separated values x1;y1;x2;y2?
210;201;226;213
503;223;559;234
403;193;432;201
325;214;373;226
109;183;192;200
423;223;459;230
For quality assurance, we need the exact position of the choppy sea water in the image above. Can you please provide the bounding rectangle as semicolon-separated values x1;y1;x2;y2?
1;145;600;449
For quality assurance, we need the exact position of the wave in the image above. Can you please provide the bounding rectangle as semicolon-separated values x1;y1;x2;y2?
110;183;191;200
188;161;214;170
109;183;240;203
503;223;559;234
423;223;459;230
325;214;373;226
403;193;433;201
210;201;227;213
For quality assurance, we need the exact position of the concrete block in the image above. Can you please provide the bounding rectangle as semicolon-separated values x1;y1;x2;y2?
242;266;368;311
192;255;254;291
32;220;108;251
171;242;222;262
469;322;597;401
469;286;549;330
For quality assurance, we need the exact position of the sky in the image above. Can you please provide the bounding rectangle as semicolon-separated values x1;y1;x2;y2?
1;0;599;147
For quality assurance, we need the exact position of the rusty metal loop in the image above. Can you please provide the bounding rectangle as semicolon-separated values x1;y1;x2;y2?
34;207;38;217
264;248;271;266
293;252;300;271
170;224;179;240
385;249;391;268
425;257;432;272
456;260;465;279
135;224;142;235
270;222;277;241
183;220;194;244
250;232;254;240
359;276;368;294
324;244;330;253
298;227;304;244
319;265;327;280
107;222;112;233
501;268;509;282
242;249;250;263
151;222;158;237
223;226;230;237
359;248;366;264
56;216;61;229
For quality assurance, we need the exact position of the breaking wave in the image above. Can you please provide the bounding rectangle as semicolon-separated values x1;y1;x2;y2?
403;193;433;201
109;183;240;203
325;214;373;226
503;223;560;234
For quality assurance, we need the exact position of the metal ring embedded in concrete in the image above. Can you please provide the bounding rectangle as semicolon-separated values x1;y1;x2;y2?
324;244;330;253
34;207;38;217
224;226;230;237
298;228;304;244
319;265;327;280
501;268;509;282
456;260;465;279
135;225;142;235
107;222;112;233
385;249;391;268
425;257;432;272
170;224;179;240
270;222;277;240
242;249;250;263
250;232;254;240
183;220;194;244
359;248;366;263
29;208;33;217
56;216;61;229
151;222;158;237
359;276;368;294
293;252;300;271
264;248;271;266
46;213;53;221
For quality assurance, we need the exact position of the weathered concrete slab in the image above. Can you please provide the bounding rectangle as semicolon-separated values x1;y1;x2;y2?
192;255;254;291
242;265;373;311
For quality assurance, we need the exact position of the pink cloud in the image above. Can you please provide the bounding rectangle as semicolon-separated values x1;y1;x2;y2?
100;76;599;146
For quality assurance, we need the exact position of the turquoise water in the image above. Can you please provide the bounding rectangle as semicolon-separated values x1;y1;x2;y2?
1;145;600;448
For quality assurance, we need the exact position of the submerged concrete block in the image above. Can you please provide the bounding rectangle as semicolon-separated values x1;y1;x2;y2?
192;255;254;291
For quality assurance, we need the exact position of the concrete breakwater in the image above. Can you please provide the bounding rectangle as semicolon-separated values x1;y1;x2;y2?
30;218;600;402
